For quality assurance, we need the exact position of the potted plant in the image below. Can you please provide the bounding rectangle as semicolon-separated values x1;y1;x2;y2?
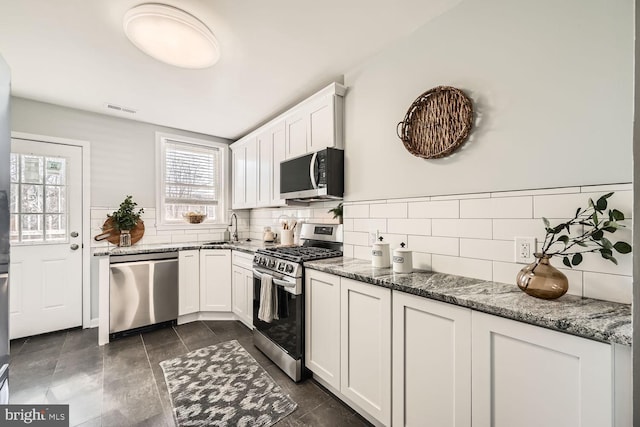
108;195;144;246
328;202;343;224
517;192;632;299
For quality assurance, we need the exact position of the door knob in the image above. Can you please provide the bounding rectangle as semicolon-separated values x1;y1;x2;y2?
70;231;79;238
70;244;79;250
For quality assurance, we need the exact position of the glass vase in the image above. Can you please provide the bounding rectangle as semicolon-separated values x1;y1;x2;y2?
516;253;568;300
119;229;132;247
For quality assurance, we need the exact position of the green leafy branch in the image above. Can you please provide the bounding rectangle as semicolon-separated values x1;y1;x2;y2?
108;195;144;231
328;202;343;220
540;192;631;268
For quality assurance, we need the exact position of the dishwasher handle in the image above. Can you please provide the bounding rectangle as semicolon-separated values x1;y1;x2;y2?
110;252;178;264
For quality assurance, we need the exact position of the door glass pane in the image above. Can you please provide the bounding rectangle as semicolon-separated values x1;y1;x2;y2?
10;153;18;183
45;186;65;213
21;184;43;213
9;215;18;242
45;157;66;185
9;184;18;213
11;152;70;244
21;214;44;242
21;155;43;184
45;214;66;241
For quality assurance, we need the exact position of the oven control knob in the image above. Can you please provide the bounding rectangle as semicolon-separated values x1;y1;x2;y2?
268;259;276;268
261;257;267;266
285;264;294;274
278;262;285;271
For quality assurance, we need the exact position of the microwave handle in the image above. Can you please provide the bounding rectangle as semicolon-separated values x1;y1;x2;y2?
309;152;319;189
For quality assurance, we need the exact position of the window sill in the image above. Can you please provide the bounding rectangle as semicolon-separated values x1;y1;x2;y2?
155;222;229;232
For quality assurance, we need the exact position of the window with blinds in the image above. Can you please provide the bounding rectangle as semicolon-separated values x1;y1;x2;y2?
157;134;227;226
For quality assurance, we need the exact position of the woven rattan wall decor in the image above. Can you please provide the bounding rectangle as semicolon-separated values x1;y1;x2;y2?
396;86;473;159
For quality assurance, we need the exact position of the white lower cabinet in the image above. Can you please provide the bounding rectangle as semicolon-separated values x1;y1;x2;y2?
199;249;232;312
304;272;391;426
178;250;200;316
305;270;341;390
472;311;613;427
340;278;392;426
392;292;471;427
232;265;253;328
304;270;629;427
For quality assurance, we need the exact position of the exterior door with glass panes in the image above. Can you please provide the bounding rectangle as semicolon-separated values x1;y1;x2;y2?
9;138;82;339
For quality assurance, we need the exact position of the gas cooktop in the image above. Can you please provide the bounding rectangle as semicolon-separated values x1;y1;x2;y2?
256;246;343;263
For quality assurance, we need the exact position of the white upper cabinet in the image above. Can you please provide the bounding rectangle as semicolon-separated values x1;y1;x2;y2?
245;138;257;207
308;94;337;152
285;110;308;159
232;144;246;208
231;137;257;209
230;83;345;209
256;130;271;207
270;121;287;206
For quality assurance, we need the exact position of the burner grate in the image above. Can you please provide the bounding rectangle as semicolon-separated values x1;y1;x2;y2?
257;246;343;263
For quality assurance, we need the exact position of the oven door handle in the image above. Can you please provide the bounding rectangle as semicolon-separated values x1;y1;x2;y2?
253;269;296;288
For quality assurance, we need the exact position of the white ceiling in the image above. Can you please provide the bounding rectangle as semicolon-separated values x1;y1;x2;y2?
0;0;460;140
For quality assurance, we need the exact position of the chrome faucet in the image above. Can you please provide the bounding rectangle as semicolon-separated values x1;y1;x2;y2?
229;213;239;242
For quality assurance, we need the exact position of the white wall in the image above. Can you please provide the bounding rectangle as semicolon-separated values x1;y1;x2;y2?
343;0;633;201
10;97;231;207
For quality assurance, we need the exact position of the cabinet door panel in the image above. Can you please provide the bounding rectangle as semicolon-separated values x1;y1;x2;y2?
257;131;271;207
199;250;231;312
392;292;471;427
305;270;341;389
286;112;308;159
271;122;286;205
245;139;257;207
308;95;335;151
232;147;246;208
243;268;253;327
178;250;200;316
472;311;612;427
232;266;246;318
340;278;391;425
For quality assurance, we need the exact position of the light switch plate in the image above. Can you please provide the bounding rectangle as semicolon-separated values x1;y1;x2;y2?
515;237;536;264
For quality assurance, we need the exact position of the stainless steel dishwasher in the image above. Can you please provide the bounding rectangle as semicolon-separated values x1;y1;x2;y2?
109;251;178;337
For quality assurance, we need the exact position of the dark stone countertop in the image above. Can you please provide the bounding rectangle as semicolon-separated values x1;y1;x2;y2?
304;257;632;346
92;240;270;257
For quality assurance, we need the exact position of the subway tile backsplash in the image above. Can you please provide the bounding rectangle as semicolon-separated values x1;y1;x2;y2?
90;184;632;305
342;183;633;304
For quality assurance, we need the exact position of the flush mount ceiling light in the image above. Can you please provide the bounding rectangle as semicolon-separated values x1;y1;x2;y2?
123;4;220;69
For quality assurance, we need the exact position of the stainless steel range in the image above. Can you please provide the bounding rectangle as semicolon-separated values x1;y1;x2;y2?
252;223;343;382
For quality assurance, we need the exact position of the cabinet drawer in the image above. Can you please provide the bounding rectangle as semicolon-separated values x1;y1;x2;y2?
232;251;254;269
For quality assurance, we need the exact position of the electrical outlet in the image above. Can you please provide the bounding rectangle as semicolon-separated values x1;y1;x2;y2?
515;237;536;263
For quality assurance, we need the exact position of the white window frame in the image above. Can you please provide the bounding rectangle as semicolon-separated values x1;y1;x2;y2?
155;132;229;230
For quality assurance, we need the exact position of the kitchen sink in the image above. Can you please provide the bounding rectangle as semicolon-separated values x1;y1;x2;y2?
202;241;231;245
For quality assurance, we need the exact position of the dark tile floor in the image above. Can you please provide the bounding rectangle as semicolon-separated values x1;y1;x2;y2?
9;321;371;427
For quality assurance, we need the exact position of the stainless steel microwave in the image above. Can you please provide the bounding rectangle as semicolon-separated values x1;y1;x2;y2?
280;148;344;201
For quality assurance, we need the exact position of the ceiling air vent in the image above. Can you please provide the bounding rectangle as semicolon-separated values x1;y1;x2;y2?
105;103;137;114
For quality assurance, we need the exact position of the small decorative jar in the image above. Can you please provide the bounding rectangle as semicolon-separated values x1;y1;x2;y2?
119;230;132;247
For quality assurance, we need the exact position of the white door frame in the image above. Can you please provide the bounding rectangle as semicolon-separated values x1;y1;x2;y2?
11;131;91;329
